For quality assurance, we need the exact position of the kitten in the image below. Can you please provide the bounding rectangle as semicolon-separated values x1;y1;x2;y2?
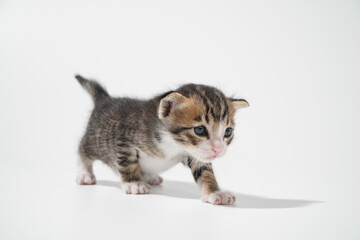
75;75;249;205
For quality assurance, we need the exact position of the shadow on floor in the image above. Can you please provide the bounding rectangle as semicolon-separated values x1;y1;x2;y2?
97;179;322;209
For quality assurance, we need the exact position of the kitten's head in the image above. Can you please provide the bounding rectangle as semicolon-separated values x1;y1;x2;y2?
158;84;248;162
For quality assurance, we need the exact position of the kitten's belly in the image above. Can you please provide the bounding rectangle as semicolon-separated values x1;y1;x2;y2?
138;130;185;174
138;154;183;174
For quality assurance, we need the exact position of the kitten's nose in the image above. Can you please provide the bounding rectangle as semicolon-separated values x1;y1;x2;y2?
211;142;224;155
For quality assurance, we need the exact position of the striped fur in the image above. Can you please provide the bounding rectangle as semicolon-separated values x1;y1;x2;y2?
187;157;219;195
76;75;248;203
158;84;248;151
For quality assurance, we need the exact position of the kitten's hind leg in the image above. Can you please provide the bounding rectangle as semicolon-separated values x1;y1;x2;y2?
76;155;96;185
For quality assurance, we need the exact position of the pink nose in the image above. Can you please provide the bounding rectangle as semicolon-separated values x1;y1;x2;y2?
211;143;224;155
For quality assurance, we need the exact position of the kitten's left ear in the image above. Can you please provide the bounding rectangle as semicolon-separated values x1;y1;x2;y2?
158;91;188;119
230;98;249;110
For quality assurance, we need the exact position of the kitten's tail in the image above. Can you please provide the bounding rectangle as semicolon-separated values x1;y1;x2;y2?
75;75;110;103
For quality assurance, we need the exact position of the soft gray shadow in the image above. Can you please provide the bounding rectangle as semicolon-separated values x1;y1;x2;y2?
96;179;322;209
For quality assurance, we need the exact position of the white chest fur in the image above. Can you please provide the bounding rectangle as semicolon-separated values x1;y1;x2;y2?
138;131;186;174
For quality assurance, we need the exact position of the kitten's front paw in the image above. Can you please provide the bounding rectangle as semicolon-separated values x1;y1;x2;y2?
146;175;163;186
123;182;151;194
202;191;236;205
76;174;96;185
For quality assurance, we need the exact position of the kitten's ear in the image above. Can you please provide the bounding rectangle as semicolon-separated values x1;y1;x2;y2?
230;98;249;110
158;92;188;119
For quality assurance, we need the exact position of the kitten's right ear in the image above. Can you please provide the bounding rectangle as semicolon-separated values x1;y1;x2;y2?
230;98;249;110
158;91;187;119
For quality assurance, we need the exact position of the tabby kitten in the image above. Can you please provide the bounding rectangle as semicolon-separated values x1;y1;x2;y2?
75;75;248;205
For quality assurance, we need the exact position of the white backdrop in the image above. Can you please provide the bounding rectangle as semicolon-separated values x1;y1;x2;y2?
1;0;359;239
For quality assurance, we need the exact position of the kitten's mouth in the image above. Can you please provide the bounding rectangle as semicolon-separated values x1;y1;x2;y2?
187;151;219;162
206;156;216;161
203;152;226;162
190;155;216;163
199;155;217;162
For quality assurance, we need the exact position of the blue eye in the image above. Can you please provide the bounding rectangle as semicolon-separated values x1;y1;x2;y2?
194;126;207;136
224;128;233;138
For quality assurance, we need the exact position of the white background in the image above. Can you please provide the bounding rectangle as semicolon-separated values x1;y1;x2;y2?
0;0;359;239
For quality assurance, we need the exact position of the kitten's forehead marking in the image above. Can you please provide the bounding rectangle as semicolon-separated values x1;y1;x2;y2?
191;85;230;124
207;121;228;140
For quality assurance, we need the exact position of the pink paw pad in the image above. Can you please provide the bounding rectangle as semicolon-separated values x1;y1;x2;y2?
123;182;151;194
202;191;236;205
147;176;163;186
76;174;96;185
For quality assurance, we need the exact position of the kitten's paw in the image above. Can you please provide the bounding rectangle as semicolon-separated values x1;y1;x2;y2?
202;191;236;205
76;174;96;185
123;182;151;194
146;175;163;186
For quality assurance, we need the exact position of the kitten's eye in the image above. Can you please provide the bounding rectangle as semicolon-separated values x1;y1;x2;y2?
194;126;207;136
224;127;233;138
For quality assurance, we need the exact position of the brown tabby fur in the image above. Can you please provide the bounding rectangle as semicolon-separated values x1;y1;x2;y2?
75;75;248;201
